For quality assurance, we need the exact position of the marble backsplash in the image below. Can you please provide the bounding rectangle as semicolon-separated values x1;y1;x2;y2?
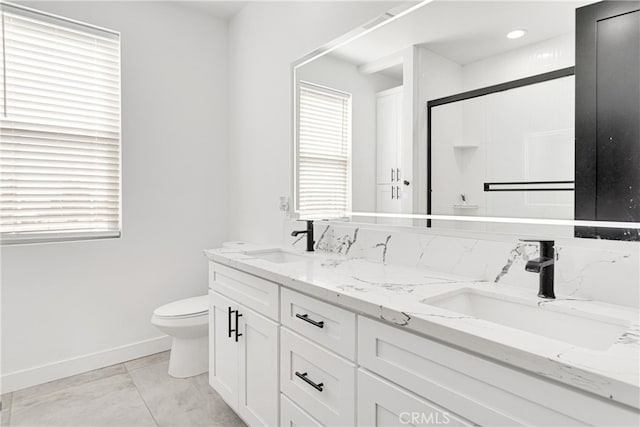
284;220;640;308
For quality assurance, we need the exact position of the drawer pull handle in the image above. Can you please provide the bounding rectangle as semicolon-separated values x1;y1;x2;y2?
295;371;324;392
295;313;324;328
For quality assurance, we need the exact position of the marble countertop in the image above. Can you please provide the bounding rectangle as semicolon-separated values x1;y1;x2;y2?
204;244;640;408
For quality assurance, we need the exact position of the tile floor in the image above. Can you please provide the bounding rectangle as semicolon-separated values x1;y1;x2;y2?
1;351;246;427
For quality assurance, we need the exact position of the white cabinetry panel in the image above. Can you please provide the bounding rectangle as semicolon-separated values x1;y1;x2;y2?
238;306;279;426
209;262;280;320
358;369;473;427
209;289;279;426
280;328;356;426
209;290;238;408
281;394;324;427
358;316;637;427
281;288;356;360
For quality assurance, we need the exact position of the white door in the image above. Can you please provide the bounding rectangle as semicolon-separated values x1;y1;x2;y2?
237;305;279;426
376;184;402;225
209;291;239;408
357;370;473;427
376;87;403;185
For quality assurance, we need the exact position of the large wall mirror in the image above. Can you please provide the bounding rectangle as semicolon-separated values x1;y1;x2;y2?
292;0;640;240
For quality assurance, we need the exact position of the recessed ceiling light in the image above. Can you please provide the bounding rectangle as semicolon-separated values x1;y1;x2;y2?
507;29;527;39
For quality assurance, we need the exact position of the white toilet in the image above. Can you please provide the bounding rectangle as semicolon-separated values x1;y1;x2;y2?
151;295;209;378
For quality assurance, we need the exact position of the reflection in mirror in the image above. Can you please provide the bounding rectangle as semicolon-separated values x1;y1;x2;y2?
430;69;575;235
293;0;640;239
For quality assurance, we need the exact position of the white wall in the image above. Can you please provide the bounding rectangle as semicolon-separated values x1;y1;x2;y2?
414;47;464;221
462;33;575;91
227;1;399;244
297;54;401;212
1;1;229;391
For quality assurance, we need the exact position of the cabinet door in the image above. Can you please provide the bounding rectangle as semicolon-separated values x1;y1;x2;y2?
376;88;402;184
575;1;640;239
357;370;473;427
376;184;402;225
237;305;279;427
209;291;239;408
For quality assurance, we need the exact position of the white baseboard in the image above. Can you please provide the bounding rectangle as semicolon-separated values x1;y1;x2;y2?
1;335;172;393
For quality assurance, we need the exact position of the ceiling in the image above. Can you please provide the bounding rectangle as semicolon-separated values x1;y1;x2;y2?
177;0;248;20
330;0;593;68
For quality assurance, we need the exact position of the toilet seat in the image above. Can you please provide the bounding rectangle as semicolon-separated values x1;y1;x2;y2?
153;295;208;319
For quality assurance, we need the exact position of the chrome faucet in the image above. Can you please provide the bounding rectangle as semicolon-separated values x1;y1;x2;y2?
521;239;555;299
291;220;314;252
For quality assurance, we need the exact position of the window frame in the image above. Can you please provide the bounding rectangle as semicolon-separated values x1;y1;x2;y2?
0;2;122;246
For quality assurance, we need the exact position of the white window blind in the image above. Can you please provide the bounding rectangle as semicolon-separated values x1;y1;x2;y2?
0;4;121;244
297;82;351;219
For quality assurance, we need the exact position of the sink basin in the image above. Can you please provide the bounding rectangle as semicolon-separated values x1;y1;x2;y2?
422;289;629;351
247;249;308;264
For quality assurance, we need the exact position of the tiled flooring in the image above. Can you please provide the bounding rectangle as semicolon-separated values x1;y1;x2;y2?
1;351;246;427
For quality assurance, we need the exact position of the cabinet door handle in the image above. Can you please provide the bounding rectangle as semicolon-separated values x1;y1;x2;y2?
396;168;401;180
227;307;234;338
391;168;395;182
396;186;400;199
295;371;324;392
234;311;243;342
295;313;324;328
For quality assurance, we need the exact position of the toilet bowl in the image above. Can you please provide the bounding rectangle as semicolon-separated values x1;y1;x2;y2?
151;295;208;378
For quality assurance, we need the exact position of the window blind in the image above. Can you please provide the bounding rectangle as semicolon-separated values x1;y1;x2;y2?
0;4;121;244
297;82;351;219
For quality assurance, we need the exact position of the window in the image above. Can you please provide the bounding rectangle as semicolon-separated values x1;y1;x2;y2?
0;4;121;244
296;82;351;219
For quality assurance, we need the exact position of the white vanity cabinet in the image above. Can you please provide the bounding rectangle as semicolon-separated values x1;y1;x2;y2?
208;261;639;427
208;265;280;427
357;316;639;427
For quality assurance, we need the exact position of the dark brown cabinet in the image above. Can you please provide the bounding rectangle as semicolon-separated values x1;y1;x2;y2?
575;1;640;240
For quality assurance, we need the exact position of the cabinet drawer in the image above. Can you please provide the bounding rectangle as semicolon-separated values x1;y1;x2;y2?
358;316;638;427
358;369;473;427
209;262;279;320
281;394;323;427
281;288;356;360
281;329;356;427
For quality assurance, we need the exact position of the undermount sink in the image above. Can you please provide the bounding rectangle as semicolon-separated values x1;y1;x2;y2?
247;249;308;264
422;289;629;351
